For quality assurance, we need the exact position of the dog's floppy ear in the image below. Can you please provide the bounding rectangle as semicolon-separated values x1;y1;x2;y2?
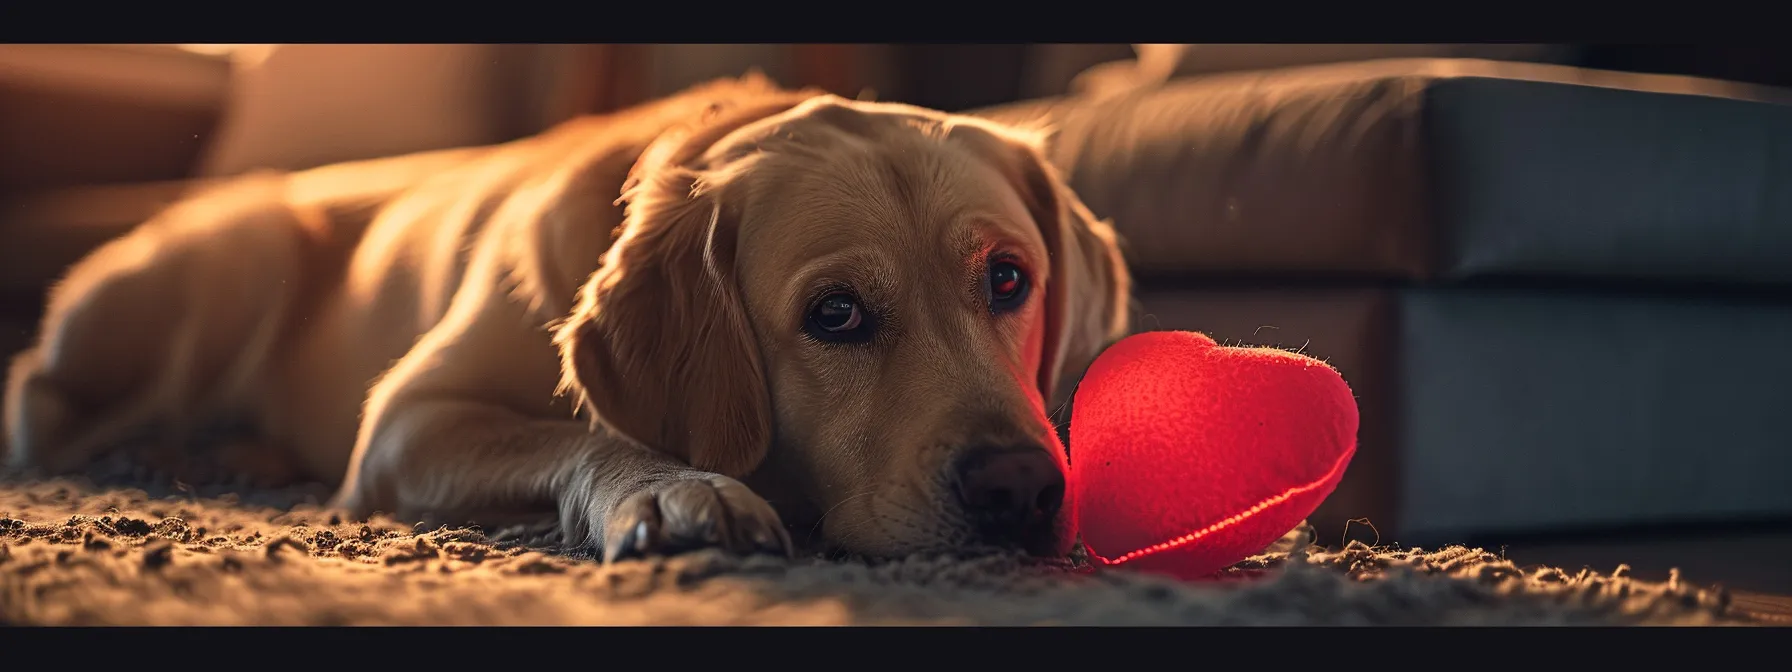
553;96;808;477
967;123;1133;415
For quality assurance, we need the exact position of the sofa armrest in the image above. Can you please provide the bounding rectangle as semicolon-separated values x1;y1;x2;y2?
0;45;230;192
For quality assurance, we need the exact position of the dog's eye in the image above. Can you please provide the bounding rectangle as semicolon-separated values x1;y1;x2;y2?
805;293;872;343
988;261;1030;314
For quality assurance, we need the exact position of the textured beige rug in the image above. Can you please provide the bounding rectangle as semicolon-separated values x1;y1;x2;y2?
0;473;1754;626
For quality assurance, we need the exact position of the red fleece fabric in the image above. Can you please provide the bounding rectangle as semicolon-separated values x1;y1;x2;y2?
1070;331;1358;580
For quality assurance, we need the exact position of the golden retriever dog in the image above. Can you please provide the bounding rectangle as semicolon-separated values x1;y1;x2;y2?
2;74;1131;561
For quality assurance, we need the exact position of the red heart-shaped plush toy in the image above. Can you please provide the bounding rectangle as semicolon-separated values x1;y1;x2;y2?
1070;331;1357;580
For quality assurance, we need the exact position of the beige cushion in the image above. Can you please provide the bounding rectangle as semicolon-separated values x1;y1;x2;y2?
196;45;576;177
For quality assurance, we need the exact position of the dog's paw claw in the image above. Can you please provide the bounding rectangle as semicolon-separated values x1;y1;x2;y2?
599;475;792;564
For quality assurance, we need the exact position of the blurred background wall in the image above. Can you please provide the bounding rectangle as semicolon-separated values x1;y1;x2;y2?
166;44;1147;177
12;43;1792;185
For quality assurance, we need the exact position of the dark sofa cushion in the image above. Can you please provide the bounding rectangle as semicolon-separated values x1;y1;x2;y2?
974;58;1792;285
1397;288;1792;542
975;61;1435;280
1429;76;1792;284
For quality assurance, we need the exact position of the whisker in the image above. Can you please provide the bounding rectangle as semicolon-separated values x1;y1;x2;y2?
806;489;879;547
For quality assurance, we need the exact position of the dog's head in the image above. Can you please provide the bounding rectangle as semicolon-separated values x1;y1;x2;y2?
557;84;1130;558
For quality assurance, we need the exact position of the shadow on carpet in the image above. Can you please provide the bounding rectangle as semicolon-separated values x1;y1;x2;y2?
0;471;1755;626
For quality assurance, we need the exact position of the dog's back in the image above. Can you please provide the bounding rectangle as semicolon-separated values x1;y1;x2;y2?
3;75;797;484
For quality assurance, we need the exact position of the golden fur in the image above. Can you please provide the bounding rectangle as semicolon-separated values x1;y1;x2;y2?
3;75;1131;559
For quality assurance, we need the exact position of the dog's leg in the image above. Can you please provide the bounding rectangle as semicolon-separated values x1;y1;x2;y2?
4;179;312;478
333;338;796;561
328;228;792;561
337;396;791;561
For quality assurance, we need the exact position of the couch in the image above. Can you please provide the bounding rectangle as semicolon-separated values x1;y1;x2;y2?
975;57;1792;546
6;46;1791;550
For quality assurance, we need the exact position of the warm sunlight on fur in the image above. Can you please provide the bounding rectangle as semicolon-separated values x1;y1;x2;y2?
4;73;1130;562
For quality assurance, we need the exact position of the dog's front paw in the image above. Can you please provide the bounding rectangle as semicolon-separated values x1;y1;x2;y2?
601;474;793;563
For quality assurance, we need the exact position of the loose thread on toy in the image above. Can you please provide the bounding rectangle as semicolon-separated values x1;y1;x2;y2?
1093;447;1356;568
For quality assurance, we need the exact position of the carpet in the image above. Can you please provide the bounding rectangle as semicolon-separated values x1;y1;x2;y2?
0;470;1757;626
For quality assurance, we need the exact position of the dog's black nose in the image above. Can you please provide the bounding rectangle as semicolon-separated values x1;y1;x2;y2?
954;446;1066;546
